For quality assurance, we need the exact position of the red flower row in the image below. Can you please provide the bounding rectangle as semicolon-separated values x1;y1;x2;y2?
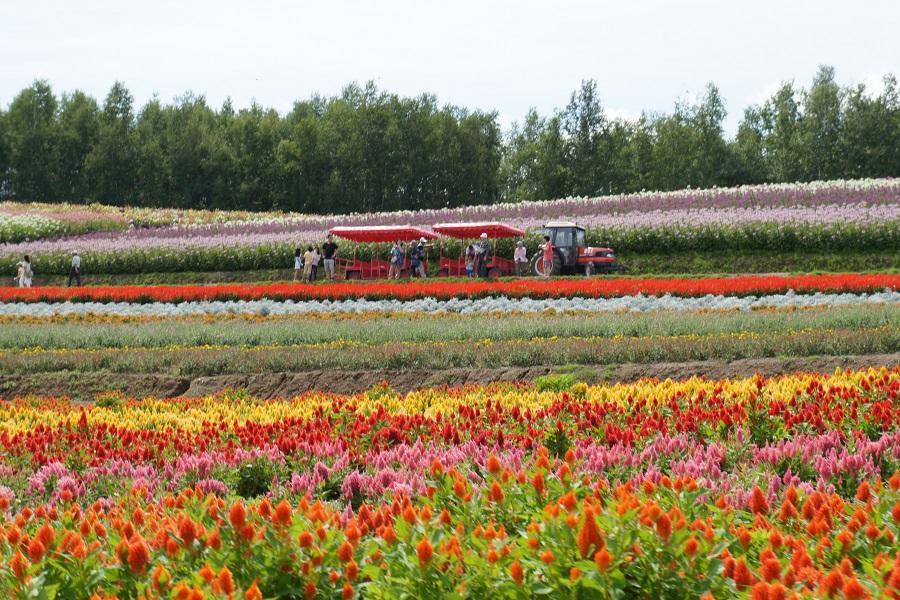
1;273;897;303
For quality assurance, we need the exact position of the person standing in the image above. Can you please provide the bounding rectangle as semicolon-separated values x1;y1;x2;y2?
477;233;492;277
322;234;338;280
15;256;33;288
396;242;406;279
540;235;555;276
514;240;529;276
465;244;476;278
293;248;304;282
303;246;314;281
388;241;401;280
68;251;81;286
408;239;420;278
416;237;429;278
309;246;321;282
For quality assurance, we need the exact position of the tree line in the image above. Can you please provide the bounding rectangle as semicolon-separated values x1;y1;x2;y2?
0;66;898;213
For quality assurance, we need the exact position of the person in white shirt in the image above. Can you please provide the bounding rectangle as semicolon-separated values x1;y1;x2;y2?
68;251;81;287
293;248;304;282
514;240;529;277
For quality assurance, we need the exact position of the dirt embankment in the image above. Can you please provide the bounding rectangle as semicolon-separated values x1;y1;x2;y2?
1;353;897;402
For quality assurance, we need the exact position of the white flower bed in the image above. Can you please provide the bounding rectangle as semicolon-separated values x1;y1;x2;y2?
2;291;898;317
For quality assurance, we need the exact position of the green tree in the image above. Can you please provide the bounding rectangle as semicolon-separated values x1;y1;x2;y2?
85;82;139;204
57;90;100;200
6;80;60;199
798;65;843;180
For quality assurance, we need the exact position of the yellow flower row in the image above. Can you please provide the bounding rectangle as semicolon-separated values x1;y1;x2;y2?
0;327;868;356
0;367;894;434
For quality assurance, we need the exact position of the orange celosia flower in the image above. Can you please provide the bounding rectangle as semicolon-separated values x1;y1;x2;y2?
199;564;216;584
416;538;434;567
337;541;354;563
655;513;672;542
540;550;555;564
341;583;354;600
510;559;524;583
299;531;314;548
490;481;505;503
595;547;613;572
576;507;605;559
818;569;844;596
684;536;699;557
303;582;316;600
151;564;170;590
532;472;545;495
229;501;247;530
27;538;46;563
733;557;755;589
273;500;293;527
127;537;151;575
217;567;235;595
486;454;501;474
10;550;29;582
246;582;264;600
748;486;769;515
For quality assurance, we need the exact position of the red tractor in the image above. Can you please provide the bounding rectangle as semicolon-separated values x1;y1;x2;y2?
532;221;625;276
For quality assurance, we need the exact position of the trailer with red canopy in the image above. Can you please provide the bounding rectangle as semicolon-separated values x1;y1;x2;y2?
432;221;525;278
328;225;438;279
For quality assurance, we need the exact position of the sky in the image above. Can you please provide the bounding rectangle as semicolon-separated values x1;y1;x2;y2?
2;0;898;136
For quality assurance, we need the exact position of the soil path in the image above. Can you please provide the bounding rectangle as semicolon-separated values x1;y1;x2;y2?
2;353;897;401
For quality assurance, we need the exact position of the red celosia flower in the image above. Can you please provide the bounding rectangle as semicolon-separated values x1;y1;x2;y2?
342;583;354;599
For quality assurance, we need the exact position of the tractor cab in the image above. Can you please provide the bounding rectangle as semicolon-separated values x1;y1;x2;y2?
534;221;625;276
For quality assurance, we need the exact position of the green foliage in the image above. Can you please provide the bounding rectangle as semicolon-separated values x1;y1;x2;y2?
534;373;578;393
234;457;275;499
544;426;571;459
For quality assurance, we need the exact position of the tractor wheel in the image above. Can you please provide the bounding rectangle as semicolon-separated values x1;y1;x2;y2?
487;267;502;279
437;268;449;278
532;254;562;277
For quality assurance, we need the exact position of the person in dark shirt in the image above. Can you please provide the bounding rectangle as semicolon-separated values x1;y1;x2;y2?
322;234;339;280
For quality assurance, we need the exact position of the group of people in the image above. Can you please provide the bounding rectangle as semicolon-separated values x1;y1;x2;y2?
388;237;429;279
294;234;339;282
13;251;82;288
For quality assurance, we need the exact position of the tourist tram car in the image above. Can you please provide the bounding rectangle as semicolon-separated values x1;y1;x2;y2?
328;225;437;279
432;221;525;278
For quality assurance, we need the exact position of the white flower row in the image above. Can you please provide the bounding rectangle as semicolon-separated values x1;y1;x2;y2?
2;291;898;317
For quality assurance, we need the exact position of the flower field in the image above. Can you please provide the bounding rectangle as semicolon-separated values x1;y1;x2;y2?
2;178;899;276
1;369;899;597
2;179;899;597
